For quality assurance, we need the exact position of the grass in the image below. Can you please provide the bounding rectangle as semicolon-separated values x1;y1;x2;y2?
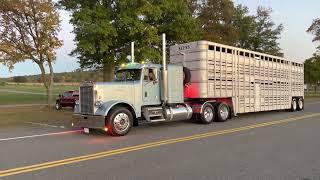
0;84;79;105
1;84;79;94
0;106;73;127
0;92;47;105
304;96;320;103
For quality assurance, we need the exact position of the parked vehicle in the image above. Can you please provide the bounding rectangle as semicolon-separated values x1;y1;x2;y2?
56;90;79;110
72;34;304;136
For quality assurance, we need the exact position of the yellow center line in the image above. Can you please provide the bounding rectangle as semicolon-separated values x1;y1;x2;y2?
1;113;320;177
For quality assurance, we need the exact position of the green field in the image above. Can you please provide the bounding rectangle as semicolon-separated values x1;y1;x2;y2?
0;106;73;127
0;92;47;105
1;84;79;94
0;84;79;105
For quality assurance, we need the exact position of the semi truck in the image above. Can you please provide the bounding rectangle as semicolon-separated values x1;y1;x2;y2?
72;34;304;136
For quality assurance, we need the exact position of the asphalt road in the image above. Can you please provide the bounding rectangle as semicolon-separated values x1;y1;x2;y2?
1;102;320;180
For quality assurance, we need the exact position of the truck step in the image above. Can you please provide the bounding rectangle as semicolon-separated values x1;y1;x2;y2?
148;114;163;117
145;107;163;111
142;106;165;122
150;118;166;122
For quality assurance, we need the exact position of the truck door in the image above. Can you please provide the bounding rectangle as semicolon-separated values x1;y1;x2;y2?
143;68;161;105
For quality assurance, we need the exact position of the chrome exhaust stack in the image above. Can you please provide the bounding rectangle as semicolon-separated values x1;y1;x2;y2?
131;42;135;63
162;33;168;105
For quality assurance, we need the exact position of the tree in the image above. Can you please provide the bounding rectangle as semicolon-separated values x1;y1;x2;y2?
232;5;256;49
307;18;320;55
304;56;320;93
13;76;28;83
249;7;283;56
197;0;238;45
59;0;202;81
0;0;62;107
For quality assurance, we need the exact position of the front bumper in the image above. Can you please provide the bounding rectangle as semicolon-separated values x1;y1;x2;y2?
72;114;105;129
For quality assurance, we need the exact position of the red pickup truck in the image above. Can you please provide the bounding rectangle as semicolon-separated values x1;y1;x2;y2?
55;90;79;110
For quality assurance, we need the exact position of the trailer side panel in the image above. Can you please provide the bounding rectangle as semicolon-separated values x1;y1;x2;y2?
170;41;304;114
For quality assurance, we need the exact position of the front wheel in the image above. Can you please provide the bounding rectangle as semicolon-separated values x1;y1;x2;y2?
106;107;133;136
55;102;62;110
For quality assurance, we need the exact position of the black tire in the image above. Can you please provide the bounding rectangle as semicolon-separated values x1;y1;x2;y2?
55;101;62;110
291;98;297;112
199;103;215;124
106;107;133;136
133;119;139;127
183;67;191;85
297;98;304;111
214;102;230;122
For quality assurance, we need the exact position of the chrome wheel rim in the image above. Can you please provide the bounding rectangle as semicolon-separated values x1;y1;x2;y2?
113;113;130;132
203;106;214;122
298;99;303;109
220;105;229;120
292;100;297;110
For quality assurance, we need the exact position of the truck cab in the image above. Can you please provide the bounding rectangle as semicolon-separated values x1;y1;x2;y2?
72;61;191;136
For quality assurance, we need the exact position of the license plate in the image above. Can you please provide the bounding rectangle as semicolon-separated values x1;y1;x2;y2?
83;128;90;134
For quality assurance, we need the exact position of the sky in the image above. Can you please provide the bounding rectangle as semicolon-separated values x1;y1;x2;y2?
0;0;319;78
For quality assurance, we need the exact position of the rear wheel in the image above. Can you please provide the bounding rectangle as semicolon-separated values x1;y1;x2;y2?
214;102;230;122
297;98;304;111
291;98;297;112
106;107;133;136
199;103;215;124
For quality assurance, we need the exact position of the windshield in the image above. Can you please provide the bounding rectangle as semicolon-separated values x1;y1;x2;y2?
114;69;141;81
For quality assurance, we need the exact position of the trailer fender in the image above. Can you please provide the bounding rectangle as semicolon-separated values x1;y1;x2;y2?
95;100;139;119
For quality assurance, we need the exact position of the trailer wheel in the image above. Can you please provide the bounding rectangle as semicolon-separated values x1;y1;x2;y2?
297;98;304;111
183;67;191;85
291;98;297;112
199;103;215;124
214;102;230;122
106;107;133;136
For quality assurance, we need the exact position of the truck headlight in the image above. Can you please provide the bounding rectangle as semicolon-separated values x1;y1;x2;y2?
95;101;103;107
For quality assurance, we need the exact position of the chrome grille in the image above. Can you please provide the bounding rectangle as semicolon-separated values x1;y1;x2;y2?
80;86;94;114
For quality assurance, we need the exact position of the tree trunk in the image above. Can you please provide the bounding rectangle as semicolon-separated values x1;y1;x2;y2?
47;61;54;109
102;61;115;82
38;62;54;109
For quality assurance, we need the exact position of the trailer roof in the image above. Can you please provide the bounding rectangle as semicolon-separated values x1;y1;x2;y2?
170;40;303;66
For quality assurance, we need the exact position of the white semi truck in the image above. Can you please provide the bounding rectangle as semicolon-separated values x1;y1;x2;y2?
72;34;304;136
